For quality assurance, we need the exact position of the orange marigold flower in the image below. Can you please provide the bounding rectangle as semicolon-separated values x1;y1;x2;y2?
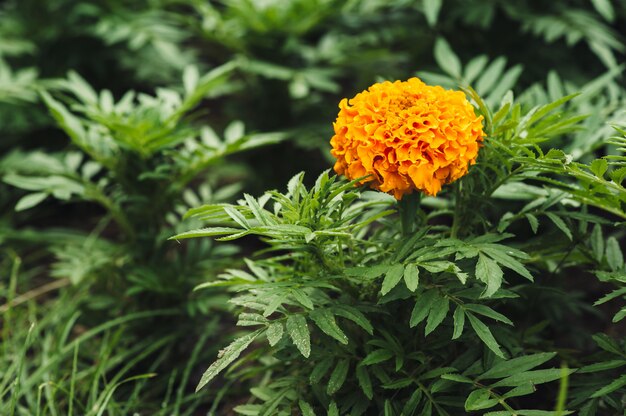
330;77;484;199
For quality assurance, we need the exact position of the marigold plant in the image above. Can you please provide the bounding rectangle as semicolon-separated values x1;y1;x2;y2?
330;77;484;198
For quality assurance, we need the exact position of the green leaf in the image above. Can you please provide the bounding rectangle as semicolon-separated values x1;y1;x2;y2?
356;365;373;399
476;254;503;297
452;307;465;340
286;315;311;358
196;329;262;391
423;0;442;27
594;287;626;306
579;359;626;373
492;368;575;388
481;246;533;281
590;224;604;261
612;307;626;323
590;374;626;398
332;305;374;335
291;288;314;310
606;237;624;271
465;389;498;411
361;349;394;366
467;313;505;358
410;290;438;327
545;213;572;241
434;37;461;78
266;322;284;347
590;158;608;178
464;304;513;325
381;263;405;295
15;192;48;211
479;352;556;379
425;296;450;335
404;264;420;292
591;0;615;22
327;359;349;395
525;214;539;234
299;400;316;416
327;402;339;416
310;309;348;345
310;357;334;384
345;265;388;279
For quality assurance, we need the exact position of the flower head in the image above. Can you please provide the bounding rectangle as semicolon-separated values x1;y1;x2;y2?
330;77;484;199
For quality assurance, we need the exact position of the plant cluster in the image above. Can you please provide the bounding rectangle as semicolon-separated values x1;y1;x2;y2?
0;0;625;415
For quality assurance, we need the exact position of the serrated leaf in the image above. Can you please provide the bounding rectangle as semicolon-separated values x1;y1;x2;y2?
356;366;373;399
332;305;374;335
327;402;339;416
606;237;624;271
465;389;498;411
481;246;533;281
327;359;349;395
291;288;314;310
15;192;48;211
410;290;438;327
196;329;262;391
266;322;284;346
286;315;310;358
467;314;504;358
434;37;461;78
590;158;608;178
464;304;513;325
425;296;449;335
525;214;539;234
299;400;316;416
423;0;442;26
545;213;572;241
345;265;389;279
492;368;575;388
361;349;394;366
479;352;556;379
452;307;465;339
476;254;503;297
310;357;334;384
590;224;604;261
310;309;348;345
381;263;405;295
404;263;420;291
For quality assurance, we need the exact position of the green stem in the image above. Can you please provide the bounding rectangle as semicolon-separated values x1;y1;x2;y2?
399;193;421;236
450;183;462;239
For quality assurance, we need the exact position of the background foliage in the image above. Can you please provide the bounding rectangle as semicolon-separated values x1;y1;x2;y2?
1;0;625;415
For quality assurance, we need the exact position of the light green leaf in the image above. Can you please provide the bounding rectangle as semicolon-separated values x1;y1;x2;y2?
423;0;442;27
590;374;626;398
404;263;420;292
356;366;373;399
479;352;556;379
545;213;572;241
452;307;465;340
434;37;461;78
465;389;498;411
425;296;450;335
286;315;311;358
266;322;284;347
492;368;575;388
361;349;394;366
467;313;505;358
590;224;604;261
464;304;513;325
196;329;262;391
332;305;374;335
291;288;314;310
476;254;503;297
327;402;339;416
299;400;316;416
15;192;48;211
327;359;349;395
410;290;438;327
591;0;615;22
606;237;624;271
381;263;405;295
310;309;348;345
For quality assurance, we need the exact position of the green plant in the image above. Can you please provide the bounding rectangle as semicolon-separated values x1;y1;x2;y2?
175;79;626;414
